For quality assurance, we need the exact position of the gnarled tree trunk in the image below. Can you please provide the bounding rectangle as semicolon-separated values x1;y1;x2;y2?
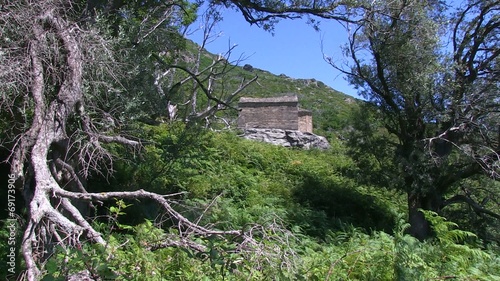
11;8;105;280
1;2;267;280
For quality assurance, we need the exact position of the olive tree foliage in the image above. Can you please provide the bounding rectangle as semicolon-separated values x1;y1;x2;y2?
99;0;199;123
210;0;499;240
0;0;263;279
325;0;499;240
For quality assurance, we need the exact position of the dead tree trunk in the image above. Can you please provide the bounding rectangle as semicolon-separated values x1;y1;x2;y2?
9;9;107;280
1;3;266;280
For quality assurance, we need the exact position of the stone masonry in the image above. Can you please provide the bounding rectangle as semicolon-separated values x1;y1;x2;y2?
237;95;329;149
237;95;313;133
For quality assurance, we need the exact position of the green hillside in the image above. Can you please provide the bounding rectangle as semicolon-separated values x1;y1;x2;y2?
181;39;359;135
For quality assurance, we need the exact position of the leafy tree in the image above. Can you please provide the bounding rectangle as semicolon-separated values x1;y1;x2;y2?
326;0;500;239
210;0;362;30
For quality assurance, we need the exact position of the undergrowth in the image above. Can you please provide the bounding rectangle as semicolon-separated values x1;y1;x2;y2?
16;123;500;280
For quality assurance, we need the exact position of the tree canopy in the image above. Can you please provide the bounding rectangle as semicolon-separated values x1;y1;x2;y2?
326;0;499;239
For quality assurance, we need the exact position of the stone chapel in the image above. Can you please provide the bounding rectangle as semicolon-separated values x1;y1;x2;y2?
237;95;313;133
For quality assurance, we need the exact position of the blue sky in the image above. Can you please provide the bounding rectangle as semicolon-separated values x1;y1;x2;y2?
186;7;359;98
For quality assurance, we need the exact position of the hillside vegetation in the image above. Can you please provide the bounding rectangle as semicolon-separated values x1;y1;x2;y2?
1;1;499;280
2;31;499;281
2;27;499;281
29;124;500;280
172;39;358;135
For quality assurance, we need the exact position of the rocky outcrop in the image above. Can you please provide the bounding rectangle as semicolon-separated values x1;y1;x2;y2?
243;64;254;72
243;128;330;150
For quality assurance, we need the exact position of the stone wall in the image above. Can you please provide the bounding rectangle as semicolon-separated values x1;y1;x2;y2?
238;96;328;149
298;109;312;133
238;96;299;130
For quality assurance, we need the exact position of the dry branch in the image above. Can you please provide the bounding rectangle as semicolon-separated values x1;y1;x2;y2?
55;188;243;237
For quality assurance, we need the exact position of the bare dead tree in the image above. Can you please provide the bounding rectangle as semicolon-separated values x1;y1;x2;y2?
1;1;139;279
151;7;258;127
0;1;272;279
153;47;258;124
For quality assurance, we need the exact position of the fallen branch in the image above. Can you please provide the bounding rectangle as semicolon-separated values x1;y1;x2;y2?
54;188;243;237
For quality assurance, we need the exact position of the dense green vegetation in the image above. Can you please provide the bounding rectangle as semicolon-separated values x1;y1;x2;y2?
27;124;498;280
3;118;499;279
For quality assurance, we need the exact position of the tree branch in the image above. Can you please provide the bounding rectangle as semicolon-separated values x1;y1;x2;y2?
442;194;500;220
223;0;363;26
54;188;243;237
